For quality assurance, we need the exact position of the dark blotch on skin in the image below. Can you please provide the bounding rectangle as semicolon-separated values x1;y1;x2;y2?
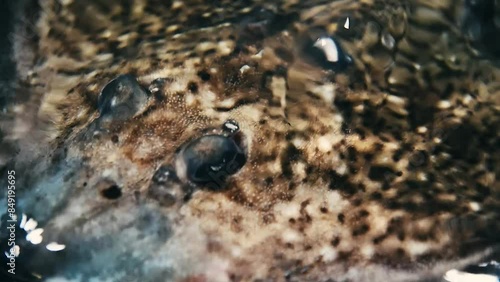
187;81;199;93
197;70;211;81
331;236;341;247
328;170;357;197
368;165;397;182
181;135;246;188
352;224;370;236
281;144;302;179
101;184;122;200
97;74;149;120
237;8;298;43
337;213;345;224
441;123;479;160
95;178;122;200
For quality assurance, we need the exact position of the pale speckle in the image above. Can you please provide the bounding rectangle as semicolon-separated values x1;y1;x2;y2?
462;94;473;105
360;244;375;258
437;100;452;109
310;83;336;104
252;50;264;59
167;25;180;33
416;172;428;181
320;246;338;262
95;53;114;62
46;242;67;252
217;40;234;55
19;213;27;229
417;126;428;134
23;218;38;232
58;0;73;5
469;202;481;212
171;1;183;9
282;229;301;243
317;135;334;153
26;228;44;245
344;17;350;29
444;269;498;282
381;32;395;49
406;240;431;257
239;65;251;74
277;202;301;219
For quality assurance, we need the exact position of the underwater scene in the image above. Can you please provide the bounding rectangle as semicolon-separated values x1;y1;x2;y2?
0;0;499;281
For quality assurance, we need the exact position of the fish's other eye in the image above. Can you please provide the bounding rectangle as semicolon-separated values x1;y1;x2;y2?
178;135;246;189
97;74;149;120
303;35;353;72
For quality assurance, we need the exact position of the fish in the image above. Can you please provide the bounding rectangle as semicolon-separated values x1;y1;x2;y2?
0;0;499;281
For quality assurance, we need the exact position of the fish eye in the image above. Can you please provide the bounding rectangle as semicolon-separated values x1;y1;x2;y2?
303;35;353;72
97;74;149;120
179;134;246;189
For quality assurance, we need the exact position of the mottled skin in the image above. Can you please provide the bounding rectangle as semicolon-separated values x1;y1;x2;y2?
0;0;499;281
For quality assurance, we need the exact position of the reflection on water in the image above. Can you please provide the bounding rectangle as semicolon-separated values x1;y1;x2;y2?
0;0;499;281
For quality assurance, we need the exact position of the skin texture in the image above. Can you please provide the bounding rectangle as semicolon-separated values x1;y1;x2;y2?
0;0;499;281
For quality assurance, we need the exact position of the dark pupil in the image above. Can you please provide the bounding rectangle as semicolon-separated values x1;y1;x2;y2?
193;141;233;180
184;135;246;185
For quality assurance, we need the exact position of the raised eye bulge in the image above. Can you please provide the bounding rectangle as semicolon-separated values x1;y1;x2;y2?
178;134;247;189
97;74;150;120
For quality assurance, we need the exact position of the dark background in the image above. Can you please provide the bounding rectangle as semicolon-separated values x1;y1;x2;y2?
0;0;17;111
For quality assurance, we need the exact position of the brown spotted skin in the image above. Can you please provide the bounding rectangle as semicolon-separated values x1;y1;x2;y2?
1;0;499;281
